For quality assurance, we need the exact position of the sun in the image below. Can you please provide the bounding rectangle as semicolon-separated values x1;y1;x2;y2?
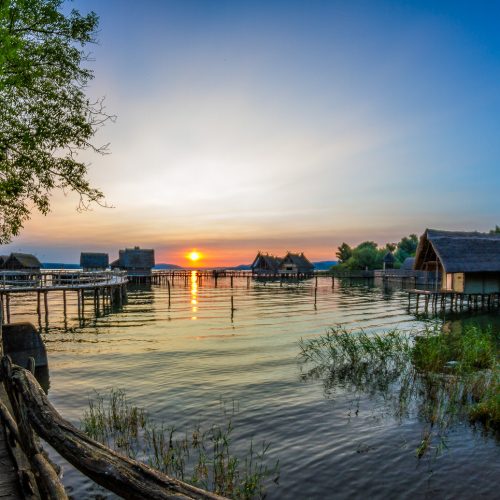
187;250;201;262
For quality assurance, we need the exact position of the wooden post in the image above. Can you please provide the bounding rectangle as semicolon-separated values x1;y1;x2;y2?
167;280;171;308
43;292;48;320
63;290;67;317
5;293;10;324
230;276;233;288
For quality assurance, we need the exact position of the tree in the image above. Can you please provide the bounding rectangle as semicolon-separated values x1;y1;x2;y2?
489;225;500;234
0;0;113;243
395;234;418;263
344;241;384;270
335;242;352;263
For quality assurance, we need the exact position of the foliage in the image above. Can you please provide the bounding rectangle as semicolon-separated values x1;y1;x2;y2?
335;242;352;264
394;234;418;263
341;241;385;270
412;324;498;373
334;234;419;270
82;389;280;499
299;324;500;457
0;0;113;243
489;225;500;234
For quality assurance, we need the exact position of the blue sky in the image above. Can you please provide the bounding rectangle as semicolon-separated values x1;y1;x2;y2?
5;0;500;264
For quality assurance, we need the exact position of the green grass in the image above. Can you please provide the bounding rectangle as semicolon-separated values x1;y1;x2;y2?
299;323;500;457
81;390;279;499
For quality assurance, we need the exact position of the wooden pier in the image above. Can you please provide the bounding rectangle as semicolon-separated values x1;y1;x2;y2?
408;289;500;314
0;270;128;325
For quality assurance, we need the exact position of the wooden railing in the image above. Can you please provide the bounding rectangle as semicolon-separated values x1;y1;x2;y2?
0;356;227;500
0;270;127;290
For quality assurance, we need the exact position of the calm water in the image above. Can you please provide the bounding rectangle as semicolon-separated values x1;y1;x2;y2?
8;275;500;498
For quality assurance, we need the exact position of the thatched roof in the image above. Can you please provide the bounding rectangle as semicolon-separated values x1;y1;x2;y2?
402;257;415;270
414;229;500;273
251;252;282;271
383;251;396;263
0;255;8;268
4;253;41;269
80;252;109;269
119;247;155;269
281;252;314;270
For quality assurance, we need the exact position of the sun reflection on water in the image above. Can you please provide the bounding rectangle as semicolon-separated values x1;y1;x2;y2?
191;270;198;320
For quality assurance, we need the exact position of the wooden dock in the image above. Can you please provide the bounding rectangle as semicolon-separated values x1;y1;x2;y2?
0;270;128;325
408;289;500;314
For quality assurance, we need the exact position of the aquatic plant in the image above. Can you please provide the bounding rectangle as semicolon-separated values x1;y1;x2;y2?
299;324;500;457
81;390;279;499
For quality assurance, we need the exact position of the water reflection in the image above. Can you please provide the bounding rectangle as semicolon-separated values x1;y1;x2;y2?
190;270;197;320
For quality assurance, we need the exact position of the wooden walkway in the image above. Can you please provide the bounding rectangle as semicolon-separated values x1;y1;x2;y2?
0;270;128;325
407;289;500;314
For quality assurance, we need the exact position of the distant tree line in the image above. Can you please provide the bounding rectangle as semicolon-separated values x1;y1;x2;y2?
334;234;419;271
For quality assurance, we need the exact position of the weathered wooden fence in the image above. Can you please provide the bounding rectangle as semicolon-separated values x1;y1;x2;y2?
0;356;227;499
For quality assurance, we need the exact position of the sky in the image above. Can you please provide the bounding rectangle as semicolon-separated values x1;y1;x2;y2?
4;0;500;266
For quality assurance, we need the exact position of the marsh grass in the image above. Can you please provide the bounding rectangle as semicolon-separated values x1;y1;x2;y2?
82;391;279;498
299;324;499;457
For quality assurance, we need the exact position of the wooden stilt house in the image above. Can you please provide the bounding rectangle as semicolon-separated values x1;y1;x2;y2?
251;252;282;275
279;252;315;276
413;229;500;293
3;253;41;272
80;252;109;271
383;251;396;270
112;247;155;278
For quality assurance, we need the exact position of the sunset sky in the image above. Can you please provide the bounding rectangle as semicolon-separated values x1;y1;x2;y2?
3;0;500;266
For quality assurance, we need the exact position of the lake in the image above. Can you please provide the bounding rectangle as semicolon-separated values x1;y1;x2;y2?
8;273;500;498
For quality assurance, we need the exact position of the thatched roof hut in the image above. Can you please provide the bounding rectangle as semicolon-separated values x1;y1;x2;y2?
414;229;500;293
251;252;282;274
3;253;41;271
383;251;396;269
80;252;109;270
401;257;415;270
0;255;8;269
114;247;155;276
279;252;314;275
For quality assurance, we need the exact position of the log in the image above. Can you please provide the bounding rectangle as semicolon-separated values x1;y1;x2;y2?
3;361;227;500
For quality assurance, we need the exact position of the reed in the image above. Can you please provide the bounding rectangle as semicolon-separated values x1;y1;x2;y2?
299;323;499;457
82;390;279;499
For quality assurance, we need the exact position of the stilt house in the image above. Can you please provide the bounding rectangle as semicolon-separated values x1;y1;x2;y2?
251;252;282;275
80;252;109;271
383;251;396;270
279;252;314;276
413;229;500;293
3;253;41;272
112;247;155;277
